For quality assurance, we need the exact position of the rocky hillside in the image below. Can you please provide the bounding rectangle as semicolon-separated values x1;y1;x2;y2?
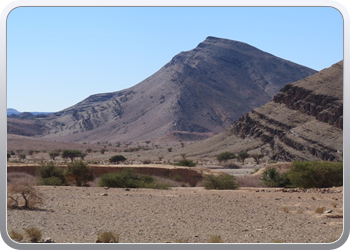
9;36;316;143
229;61;343;161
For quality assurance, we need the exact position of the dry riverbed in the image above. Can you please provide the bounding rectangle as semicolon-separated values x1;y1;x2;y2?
7;186;343;244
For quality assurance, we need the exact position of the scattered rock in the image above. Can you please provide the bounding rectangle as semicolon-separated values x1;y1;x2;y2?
101;193;108;196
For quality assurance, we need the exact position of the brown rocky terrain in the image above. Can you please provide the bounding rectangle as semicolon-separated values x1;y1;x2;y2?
7;185;343;244
8;36;316;144
177;61;343;162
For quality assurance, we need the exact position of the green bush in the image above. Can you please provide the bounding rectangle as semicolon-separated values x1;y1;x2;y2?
216;152;236;163
174;159;196;167
287;161;343;188
261;168;290;187
203;173;239;190
37;162;67;186
64;160;94;186
98;168;169;189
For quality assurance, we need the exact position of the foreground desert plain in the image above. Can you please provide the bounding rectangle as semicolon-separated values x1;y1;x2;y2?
7;184;343;244
6;136;344;244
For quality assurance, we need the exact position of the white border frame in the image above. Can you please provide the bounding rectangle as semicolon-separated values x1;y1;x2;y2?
1;1;348;249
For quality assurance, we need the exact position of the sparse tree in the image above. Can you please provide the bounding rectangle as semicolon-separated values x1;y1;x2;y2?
237;152;250;164
49;151;60;160
251;154;264;164
216;152;236;163
109;155;127;164
64;160;94;187
61;149;83;162
7;177;43;209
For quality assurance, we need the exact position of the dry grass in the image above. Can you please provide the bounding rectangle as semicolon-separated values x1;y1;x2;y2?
315;207;325;214
96;231;119;243
24;227;42;243
208;235;224;243
282;207;290;213
8;229;23;242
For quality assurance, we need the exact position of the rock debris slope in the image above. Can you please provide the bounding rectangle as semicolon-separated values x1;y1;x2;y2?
228;61;343;161
15;36;317;143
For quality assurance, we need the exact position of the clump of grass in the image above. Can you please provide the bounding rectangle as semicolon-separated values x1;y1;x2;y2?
96;231;119;243
8;229;23;242
315;207;325;214
332;202;338;208
208;235;224;243
282;207;290;213
24;227;42;243
311;196;316;200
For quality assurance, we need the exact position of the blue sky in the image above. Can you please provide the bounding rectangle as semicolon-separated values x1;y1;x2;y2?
7;7;343;112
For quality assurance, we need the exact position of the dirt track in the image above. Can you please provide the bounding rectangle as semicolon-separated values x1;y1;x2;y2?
7;186;343;244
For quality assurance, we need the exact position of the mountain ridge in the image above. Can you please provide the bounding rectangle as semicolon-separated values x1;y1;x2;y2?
8;36;317;143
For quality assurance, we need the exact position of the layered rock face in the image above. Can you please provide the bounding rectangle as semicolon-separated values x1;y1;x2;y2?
231;61;343;161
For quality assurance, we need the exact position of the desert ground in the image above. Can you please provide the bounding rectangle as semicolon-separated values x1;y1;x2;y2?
6;135;344;244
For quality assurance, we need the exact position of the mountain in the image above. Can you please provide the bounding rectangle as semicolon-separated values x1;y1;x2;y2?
10;36;317;143
7;108;20;116
186;61;343;162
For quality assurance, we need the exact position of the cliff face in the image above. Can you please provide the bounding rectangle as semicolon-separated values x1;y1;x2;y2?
230;61;343;161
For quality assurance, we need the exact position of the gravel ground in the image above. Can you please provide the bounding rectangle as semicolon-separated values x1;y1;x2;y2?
7;186;343;244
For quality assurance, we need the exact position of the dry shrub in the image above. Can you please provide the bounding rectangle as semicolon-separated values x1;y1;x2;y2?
8;229;23;242
96;231;119;243
208;235;224;243
24;227;42;243
282;207;290;213
7;174;43;209
235;175;263;187
315;207;325;214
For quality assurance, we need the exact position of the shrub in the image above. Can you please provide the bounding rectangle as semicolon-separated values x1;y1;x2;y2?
261;168;289;187
223;163;240;169
64;160;94;186
208;235;224;243
315;207;325;214
37;162;67;186
18;154;26;160
174;159;196;167
8;229;23;242
202;173;239;190
24;227;42;243
287;161;343;188
7;175;43;209
98;168;169;189
7;152;10;161
96;231;119;243
216;152;236;163
109;155;127;164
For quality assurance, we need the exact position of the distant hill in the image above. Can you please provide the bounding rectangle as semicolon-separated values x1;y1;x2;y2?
7;108;20;116
8;36;317;143
185;61;343;162
7;109;53;117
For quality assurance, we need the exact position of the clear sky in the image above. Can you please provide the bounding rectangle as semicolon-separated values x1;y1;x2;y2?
7;7;343;112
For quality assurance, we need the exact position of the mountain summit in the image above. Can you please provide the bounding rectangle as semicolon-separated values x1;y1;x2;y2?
29;36;317;143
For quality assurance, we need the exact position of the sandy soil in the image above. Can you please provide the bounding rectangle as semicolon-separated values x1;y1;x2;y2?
7;186;343;244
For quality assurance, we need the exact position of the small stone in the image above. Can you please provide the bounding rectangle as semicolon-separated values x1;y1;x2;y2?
101;193;108;196
324;210;332;214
